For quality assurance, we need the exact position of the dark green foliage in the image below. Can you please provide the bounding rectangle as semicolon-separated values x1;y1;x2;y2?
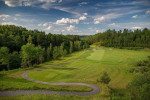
0;47;10;70
97;72;111;84
9;52;21;69
53;46;60;59
86;28;150;48
127;56;150;100
0;25;87;70
127;73;150;100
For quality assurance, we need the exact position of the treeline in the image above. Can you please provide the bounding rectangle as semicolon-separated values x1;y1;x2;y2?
0;25;89;70
86;28;150;48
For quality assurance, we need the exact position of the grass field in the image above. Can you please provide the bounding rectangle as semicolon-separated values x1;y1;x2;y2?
0;46;150;100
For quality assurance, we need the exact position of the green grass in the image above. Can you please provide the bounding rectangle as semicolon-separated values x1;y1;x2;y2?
0;50;92;92
0;47;150;100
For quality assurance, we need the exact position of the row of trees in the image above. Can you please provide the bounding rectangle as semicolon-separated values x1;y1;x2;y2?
0;25;89;70
86;28;150;48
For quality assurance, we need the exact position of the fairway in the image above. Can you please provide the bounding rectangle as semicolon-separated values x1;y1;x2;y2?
28;47;150;89
86;48;105;61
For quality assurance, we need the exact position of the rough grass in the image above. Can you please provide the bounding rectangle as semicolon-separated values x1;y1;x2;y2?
0;47;150;100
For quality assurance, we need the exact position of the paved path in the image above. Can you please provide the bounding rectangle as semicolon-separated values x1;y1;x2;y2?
0;50;100;97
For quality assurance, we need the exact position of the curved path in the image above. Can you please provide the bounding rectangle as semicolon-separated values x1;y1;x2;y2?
0;50;100;97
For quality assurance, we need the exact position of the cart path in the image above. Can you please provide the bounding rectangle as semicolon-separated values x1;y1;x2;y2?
0;50;100;97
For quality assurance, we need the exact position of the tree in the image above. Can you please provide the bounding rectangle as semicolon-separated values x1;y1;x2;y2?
69;41;73;53
47;43;52;60
60;42;64;56
63;49;68;56
53;46;60;59
127;73;150;100
0;25;85;70
0;47;10;70
21;43;35;67
35;45;45;64
9;51;21;69
97;72;111;84
27;35;32;44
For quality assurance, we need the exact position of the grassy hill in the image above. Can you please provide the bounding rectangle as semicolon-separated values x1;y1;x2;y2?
0;46;150;100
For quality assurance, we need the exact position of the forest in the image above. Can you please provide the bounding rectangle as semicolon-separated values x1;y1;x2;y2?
0;25;89;71
85;28;150;48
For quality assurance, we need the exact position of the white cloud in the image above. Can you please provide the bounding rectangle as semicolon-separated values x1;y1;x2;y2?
79;2;88;6
83;13;88;16
132;15;138;18
38;24;42;26
0;22;17;25
108;23;120;27
67;25;75;31
146;10;150;14
96;29;105;33
56;18;79;25
94;13;122;24
4;0;22;7
109;23;116;26
3;0;62;9
83;22;90;24
43;23;48;27
79;16;86;20
94;16;105;24
131;26;142;30
61;29;65;32
0;14;10;21
45;25;52;30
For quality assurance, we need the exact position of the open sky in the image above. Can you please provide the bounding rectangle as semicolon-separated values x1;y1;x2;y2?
0;0;150;35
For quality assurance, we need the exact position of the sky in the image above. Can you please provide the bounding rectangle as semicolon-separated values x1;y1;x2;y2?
0;0;150;35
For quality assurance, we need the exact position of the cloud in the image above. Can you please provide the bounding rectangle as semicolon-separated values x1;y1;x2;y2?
3;0;62;9
79;2;88;6
94;13;123;24
79;16;86;20
0;22;18;25
43;23;48;27
108;23;120;27
132;15;138;18
38;24;42;26
4;0;22;7
131;26;142;30
146;10;150;14
94;16;105;24
82;22;90;24
67;25;75;31
83;13;88;16
45;25;52;30
56;18;79;25
0;14;10;21
96;29;105;33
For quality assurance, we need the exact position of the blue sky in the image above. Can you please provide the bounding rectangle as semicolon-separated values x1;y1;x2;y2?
0;0;150;35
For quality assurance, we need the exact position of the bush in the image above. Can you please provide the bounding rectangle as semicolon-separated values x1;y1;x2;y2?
97;72;111;84
127;73;150;100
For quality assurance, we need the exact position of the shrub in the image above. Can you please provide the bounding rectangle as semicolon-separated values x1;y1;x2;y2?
97;72;111;84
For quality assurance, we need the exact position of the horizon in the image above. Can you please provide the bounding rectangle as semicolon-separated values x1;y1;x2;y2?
0;0;150;35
